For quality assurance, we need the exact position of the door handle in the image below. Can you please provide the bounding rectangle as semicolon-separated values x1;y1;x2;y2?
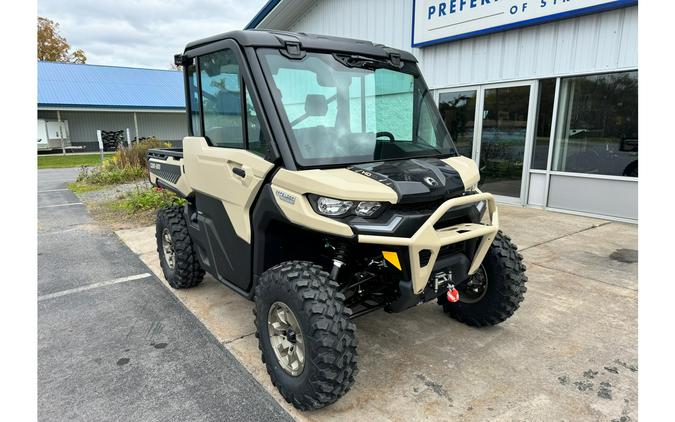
232;167;246;178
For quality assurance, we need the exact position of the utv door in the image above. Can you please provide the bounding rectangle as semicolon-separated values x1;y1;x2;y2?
183;46;274;293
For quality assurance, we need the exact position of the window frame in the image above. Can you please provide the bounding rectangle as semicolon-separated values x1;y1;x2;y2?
256;48;458;169
182;40;276;160
198;48;246;149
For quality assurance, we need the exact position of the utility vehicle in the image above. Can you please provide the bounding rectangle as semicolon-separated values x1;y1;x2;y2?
148;30;527;410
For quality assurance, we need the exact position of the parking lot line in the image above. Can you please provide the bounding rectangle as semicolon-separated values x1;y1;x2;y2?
38;273;152;301
38;189;71;193
38;202;84;209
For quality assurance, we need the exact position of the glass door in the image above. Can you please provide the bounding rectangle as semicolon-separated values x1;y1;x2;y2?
476;83;534;201
437;88;479;158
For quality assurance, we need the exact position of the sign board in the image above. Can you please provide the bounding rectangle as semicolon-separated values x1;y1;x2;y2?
412;0;637;48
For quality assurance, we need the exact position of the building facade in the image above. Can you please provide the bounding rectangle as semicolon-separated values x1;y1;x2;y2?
247;0;638;221
38;61;188;151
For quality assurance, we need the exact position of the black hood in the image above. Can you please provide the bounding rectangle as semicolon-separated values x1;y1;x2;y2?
348;157;466;204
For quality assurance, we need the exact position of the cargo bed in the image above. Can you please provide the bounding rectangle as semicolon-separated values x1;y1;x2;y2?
147;147;184;160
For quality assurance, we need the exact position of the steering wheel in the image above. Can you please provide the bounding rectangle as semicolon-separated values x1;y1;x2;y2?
376;131;396;143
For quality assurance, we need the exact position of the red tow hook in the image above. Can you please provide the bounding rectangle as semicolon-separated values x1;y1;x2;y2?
447;286;460;303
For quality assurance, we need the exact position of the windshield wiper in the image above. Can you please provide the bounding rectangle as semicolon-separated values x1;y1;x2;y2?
333;53;403;71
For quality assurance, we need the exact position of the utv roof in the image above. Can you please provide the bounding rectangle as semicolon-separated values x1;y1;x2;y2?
184;29;417;62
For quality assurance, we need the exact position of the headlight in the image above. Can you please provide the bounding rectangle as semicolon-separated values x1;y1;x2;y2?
313;196;384;218
316;197;353;216
354;201;382;217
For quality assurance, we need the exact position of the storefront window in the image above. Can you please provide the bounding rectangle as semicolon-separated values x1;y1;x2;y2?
438;90;476;157
552;71;638;177
531;79;556;169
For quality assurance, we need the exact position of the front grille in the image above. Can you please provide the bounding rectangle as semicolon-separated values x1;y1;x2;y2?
392;199;446;213
434;213;472;230
438;243;464;257
391;191;476;212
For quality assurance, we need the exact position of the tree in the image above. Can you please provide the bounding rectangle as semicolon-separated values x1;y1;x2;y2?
37;17;87;64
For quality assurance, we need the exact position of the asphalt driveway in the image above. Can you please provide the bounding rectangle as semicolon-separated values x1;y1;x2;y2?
38;168;291;422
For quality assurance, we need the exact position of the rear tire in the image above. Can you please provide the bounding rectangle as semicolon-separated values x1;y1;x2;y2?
254;261;358;410
156;205;204;289
438;231;527;327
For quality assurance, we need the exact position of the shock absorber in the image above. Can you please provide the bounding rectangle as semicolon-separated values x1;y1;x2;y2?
330;242;349;281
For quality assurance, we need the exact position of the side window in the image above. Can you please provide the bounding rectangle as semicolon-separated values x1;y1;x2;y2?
416;88;440;148
245;88;269;157
199;49;243;148
186;63;201;136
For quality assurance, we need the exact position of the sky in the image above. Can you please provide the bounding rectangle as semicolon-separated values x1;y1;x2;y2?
38;0;268;69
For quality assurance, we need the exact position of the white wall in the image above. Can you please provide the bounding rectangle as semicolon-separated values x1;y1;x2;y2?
37;110;188;149
285;0;637;89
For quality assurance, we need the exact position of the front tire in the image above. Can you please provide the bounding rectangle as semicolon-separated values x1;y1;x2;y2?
156;205;204;289
254;261;358;410
439;231;527;327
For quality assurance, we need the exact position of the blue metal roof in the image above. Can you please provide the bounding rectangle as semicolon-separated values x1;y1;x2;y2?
38;61;185;110
245;0;282;29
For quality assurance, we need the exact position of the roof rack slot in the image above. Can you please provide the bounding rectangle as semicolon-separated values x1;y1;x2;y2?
281;41;306;59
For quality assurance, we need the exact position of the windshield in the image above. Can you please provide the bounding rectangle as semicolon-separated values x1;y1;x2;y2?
257;49;457;167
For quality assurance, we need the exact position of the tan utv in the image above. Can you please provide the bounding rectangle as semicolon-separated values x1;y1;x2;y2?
148;30;527;410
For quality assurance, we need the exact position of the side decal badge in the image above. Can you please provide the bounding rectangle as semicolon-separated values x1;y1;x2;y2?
275;190;296;205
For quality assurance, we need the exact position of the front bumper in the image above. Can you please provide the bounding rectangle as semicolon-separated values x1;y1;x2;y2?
357;192;498;294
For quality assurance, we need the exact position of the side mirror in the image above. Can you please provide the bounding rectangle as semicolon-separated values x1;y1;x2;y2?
304;94;328;116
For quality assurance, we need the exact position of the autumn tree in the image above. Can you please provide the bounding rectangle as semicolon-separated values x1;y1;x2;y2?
37;17;87;64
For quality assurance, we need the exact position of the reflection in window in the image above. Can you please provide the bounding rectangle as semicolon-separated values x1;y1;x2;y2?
245;88;269;157
187;63;201;136
531;79;556;169
552;71;638;177
259;50;456;166
438;90;476;157
199;49;244;148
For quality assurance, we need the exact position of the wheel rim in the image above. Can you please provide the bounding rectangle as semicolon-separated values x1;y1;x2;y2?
267;302;305;376
161;228;175;270
458;265;488;303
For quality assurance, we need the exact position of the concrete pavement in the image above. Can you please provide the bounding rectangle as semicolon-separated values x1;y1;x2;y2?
118;204;638;421
38;168;292;422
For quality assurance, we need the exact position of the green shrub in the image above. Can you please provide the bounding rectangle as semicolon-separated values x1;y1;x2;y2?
118;187;186;212
76;165;146;185
76;138;171;186
112;137;170;169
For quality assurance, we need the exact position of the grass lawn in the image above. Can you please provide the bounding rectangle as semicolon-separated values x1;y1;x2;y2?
67;182;106;194
37;153;114;169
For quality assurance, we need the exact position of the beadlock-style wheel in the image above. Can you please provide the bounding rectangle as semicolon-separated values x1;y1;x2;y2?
458;265;488;304
267;302;305;376
161;228;176;270
438;231;527;327
254;261;358;410
155;206;204;289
